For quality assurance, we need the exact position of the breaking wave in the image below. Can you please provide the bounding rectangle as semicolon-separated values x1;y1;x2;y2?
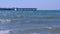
0;30;11;34
0;19;11;23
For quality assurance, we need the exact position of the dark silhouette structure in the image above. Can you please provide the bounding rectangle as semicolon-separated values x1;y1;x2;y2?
0;8;37;11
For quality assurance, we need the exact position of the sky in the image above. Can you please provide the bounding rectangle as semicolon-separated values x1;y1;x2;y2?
0;0;60;10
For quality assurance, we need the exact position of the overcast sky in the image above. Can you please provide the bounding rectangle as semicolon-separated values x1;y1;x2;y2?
0;0;60;10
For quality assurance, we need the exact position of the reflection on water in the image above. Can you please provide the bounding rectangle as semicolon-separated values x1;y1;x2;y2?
0;10;60;34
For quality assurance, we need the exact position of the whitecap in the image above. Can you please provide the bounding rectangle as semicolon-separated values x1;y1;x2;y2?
29;33;40;34
0;30;11;34
0;19;11;23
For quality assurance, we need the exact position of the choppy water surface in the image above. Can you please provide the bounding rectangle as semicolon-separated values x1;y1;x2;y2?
0;10;60;34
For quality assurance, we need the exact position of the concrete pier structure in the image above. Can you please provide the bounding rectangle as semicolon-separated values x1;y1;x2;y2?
16;8;37;11
0;8;37;11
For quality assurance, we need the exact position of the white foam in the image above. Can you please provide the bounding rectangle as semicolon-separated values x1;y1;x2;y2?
48;27;52;29
29;33;40;34
0;30;11;34
0;19;11;23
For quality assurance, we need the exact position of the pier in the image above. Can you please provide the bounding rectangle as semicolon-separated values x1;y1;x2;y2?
0;8;37;11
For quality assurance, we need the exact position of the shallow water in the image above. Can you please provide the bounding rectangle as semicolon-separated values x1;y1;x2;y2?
0;10;60;34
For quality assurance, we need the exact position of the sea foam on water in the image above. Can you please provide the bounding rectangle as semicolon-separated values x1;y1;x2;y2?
0;19;11;23
0;30;11;34
29;33;40;34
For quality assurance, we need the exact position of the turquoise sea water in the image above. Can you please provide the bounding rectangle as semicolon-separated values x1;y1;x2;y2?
0;10;60;34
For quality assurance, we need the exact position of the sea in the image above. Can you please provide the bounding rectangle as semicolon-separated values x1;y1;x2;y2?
0;10;60;34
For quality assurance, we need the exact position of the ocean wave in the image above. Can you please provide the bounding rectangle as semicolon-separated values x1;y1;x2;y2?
0;30;11;34
0;19;11;23
25;32;40;34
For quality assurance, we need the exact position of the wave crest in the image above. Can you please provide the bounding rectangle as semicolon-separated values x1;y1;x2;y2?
0;30;11;34
0;19;11;23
